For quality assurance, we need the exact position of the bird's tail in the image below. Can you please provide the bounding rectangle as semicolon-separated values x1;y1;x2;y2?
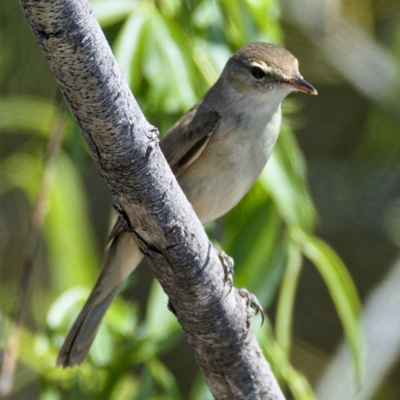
56;230;143;368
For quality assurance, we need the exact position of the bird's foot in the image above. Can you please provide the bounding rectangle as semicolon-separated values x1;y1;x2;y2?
238;288;265;328
217;250;234;295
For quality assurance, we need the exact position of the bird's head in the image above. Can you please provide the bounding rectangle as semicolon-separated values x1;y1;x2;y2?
222;42;317;105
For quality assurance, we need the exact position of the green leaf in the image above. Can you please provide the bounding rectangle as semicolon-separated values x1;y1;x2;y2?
0;96;58;137
91;0;139;28
45;152;99;292
190;374;214;400
108;375;140;400
92;341;143;400
146;280;180;341
148;358;183;399
224;184;288;307
113;10;147;91
191;1;221;30
242;0;283;44
145;11;197;112
260;125;316;231
219;0;247;46
293;229;362;379
91;295;138;366
257;322;316;400
275;241;302;357
189;39;221;87
0;150;42;198
40;388;61;400
133;369;155;400
47;287;89;330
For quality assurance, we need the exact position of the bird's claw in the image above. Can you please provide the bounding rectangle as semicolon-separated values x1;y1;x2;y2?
238;288;265;327
217;250;234;295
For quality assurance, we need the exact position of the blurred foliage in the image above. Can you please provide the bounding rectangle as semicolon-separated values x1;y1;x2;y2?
0;0;383;398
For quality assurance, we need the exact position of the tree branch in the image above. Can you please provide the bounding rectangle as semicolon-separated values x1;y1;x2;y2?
19;0;285;398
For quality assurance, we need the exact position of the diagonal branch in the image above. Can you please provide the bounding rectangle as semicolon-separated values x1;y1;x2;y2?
19;0;285;398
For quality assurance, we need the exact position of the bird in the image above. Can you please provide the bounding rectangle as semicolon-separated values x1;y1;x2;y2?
57;42;317;367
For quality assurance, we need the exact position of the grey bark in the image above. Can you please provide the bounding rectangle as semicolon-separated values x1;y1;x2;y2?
19;0;285;398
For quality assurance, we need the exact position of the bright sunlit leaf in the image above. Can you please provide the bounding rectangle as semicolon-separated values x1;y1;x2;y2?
114;10;147;90
145;11;196;111
91;0;139;27
45;152;99;292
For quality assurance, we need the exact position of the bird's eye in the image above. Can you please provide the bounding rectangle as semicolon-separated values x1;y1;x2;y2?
250;67;266;79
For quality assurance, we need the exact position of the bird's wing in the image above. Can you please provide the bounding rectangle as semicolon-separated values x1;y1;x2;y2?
107;106;219;240
106;107;219;242
160;105;220;177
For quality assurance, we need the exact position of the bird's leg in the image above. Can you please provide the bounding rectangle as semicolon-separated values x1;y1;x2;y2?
217;250;234;295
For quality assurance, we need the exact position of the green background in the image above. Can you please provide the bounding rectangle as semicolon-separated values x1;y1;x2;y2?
0;0;399;399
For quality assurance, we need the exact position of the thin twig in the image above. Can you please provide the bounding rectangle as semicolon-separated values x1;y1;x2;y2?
0;99;66;398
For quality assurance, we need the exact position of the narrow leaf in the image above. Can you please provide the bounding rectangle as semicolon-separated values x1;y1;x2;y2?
294;229;362;379
276;241;302;357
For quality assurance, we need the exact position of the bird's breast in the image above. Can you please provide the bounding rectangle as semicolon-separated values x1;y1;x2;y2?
178;105;282;224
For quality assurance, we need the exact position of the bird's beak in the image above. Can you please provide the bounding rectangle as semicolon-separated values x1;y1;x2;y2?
287;76;318;95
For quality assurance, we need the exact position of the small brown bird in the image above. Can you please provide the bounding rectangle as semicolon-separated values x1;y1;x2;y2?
57;42;317;367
